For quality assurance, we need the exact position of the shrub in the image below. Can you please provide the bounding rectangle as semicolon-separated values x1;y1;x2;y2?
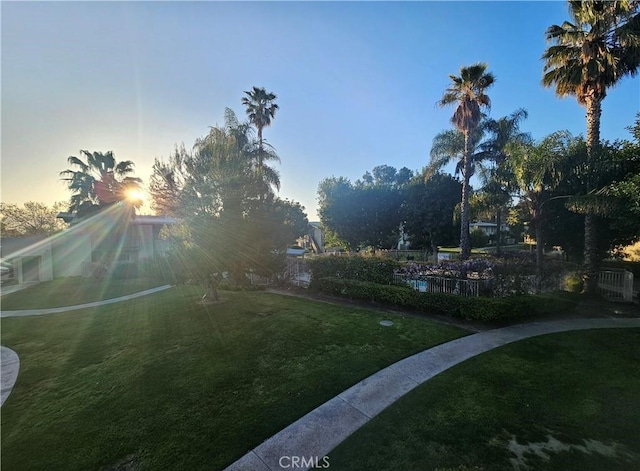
563;273;583;293
308;256;400;287
312;277;576;322
470;229;489;248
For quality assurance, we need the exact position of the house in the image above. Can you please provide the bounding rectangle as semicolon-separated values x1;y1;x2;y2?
469;221;509;238
297;222;325;254
1;205;175;285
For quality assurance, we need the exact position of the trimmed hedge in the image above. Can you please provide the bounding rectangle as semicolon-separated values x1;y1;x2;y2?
313;277;576;322
308;256;400;287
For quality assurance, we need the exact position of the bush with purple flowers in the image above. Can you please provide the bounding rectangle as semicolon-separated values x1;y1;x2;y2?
393;254;570;297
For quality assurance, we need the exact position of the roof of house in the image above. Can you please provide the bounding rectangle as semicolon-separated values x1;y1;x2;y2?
470;221;497;227
132;215;177;225
0;235;49;258
57;211;177;226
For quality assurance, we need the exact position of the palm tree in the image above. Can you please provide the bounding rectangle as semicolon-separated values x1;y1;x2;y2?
60;150;143;217
437;63;495;259
241;86;279;169
542;0;640;293
508;131;574;289
478;108;532;254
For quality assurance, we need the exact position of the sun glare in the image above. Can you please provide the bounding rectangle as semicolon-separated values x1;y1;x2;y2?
126;188;145;203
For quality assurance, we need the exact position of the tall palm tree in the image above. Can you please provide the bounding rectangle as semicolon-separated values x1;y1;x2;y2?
60;150;142;217
241;86;279;169
542;0;640;292
437;63;495;259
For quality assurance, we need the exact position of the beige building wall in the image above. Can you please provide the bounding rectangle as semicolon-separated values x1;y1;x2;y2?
51;233;92;278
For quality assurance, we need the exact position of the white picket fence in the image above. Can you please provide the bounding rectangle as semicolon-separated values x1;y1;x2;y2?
598;269;634;302
394;274;483;297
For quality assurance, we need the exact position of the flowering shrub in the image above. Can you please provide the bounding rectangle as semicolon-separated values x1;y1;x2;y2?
394;254;570;297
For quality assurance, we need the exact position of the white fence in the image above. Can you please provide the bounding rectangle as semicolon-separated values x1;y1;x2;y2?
598;269;634;302
393;274;483;297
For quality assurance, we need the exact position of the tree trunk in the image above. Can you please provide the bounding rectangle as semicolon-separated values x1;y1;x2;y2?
460;131;472;260
583;214;599;293
535;214;543;294
582;97;602;294
495;207;502;256
431;237;439;265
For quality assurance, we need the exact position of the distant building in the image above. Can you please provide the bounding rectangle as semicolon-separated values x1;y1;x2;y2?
1;205;175;285
297;222;325;254
469;221;508;237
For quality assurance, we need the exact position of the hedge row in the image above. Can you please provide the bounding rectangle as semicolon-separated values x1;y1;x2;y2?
313;277;576;322
308;256;400;286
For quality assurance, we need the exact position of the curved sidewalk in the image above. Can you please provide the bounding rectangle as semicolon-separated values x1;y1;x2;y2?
225;317;640;471
0;347;20;407
0;285;172;318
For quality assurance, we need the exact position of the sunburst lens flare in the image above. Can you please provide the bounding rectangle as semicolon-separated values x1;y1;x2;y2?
125;189;145;204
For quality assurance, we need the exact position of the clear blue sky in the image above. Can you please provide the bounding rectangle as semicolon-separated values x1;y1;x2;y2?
2;1;638;221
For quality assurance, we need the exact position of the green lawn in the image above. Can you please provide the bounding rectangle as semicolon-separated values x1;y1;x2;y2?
0;286;468;471
326;329;640;471
0;277;167;310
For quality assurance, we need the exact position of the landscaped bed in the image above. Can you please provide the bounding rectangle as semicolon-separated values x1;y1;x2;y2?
0;286;468;471
326;328;640;471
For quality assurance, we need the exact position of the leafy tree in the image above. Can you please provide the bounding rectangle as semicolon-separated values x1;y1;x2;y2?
318;165;411;251
59;150;143;218
150;109;280;220
358;166;413;188
542;0;640;292
149;108;299;286
558;134;640;261
436;63;495;260
402;173;462;259
317;177;361;250
0;201;67;237
605;114;640;219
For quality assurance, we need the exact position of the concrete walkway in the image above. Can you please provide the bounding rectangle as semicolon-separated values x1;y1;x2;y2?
0;347;20;407
0;285;172;318
225;317;640;471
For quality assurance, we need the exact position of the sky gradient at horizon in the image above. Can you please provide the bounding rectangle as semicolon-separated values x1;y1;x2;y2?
2;1;639;221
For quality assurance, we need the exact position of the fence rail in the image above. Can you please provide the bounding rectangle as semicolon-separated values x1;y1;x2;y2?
393;274;483;297
598;269;634;302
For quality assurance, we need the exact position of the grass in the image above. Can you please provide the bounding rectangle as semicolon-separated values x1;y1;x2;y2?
0;286;468;471
325;329;640;471
0;277;167;310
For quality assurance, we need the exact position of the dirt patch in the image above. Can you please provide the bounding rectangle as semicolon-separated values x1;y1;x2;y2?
503;433;638;469
101;454;139;471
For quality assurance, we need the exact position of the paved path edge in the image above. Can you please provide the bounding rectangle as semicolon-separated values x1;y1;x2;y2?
224;318;640;471
1;285;174;407
0;285;173;317
1;347;20;407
